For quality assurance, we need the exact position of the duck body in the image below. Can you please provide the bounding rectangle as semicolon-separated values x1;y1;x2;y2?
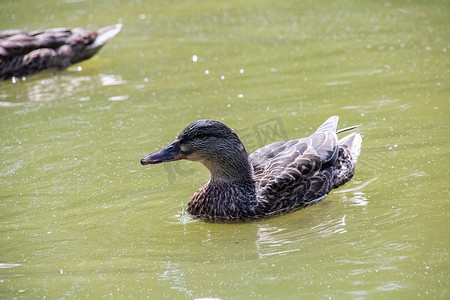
0;24;122;80
141;116;362;222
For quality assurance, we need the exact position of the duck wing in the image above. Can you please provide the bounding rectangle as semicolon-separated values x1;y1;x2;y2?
249;116;339;208
0;28;74;59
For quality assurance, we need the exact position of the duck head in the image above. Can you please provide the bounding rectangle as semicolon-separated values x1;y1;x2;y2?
141;120;253;182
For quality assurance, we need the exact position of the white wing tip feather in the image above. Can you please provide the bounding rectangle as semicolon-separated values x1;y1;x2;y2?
339;132;362;163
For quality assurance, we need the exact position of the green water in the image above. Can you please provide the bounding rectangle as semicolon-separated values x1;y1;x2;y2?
1;0;449;299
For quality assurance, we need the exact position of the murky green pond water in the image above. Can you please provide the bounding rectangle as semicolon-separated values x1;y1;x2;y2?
1;0;449;299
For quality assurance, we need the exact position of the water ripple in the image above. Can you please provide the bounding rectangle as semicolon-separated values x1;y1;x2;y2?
0;263;22;269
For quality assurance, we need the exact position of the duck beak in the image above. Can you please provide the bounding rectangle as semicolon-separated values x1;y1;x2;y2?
141;140;183;165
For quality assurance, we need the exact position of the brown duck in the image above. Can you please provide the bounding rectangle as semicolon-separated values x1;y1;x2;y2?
141;116;362;222
0;24;122;80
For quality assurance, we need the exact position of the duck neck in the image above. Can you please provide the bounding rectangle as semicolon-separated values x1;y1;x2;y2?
203;150;254;184
188;151;259;220
189;174;258;221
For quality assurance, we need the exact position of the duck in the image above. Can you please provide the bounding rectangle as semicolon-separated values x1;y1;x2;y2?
141;116;362;222
0;24;122;80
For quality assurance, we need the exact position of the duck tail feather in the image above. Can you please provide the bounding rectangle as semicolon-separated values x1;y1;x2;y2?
87;24;122;50
332;133;362;189
337;124;361;134
339;132;362;163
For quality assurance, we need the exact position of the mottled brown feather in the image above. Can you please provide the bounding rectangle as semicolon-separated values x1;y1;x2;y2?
0;24;121;80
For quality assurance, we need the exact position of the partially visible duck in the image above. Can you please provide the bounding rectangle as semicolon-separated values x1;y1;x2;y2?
141;116;362;222
0;24;122;80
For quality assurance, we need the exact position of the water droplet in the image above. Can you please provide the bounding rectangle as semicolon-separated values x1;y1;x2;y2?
204;70;209;75
77;66;82;71
239;68;244;74
220;75;225;80
192;55;198;62
237;94;244;98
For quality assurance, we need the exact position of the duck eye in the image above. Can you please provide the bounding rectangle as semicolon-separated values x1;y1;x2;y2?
196;133;206;139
